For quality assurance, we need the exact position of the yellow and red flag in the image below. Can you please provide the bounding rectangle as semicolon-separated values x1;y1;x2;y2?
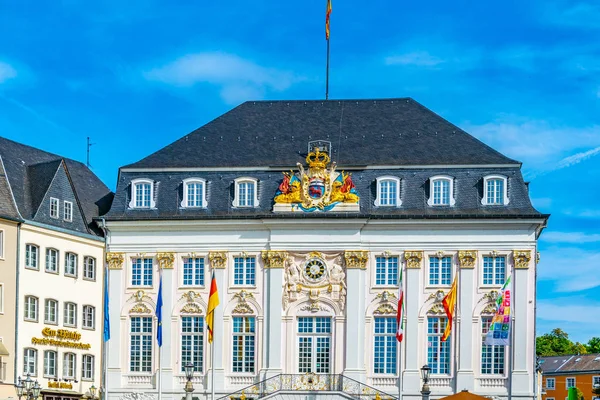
207;270;219;343
325;0;332;40
441;276;457;342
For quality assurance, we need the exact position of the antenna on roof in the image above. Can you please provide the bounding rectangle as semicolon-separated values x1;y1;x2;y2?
86;137;96;168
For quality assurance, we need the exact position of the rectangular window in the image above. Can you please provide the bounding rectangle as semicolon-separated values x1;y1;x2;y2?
63;353;76;379
593;376;600;387
481;317;505;374
546;378;556;390
483;256;506;285
487;179;504;205
238;182;255;207
65;252;78;277
232;317;255;373
83;305;95;329
373;317;397;374
433;180;450;205
429;256;452;286
183;257;205;286
131;258;153;286
63;201;73;222
181;316;204;372
130;317;153;372
82;355;94;380
44;350;57;377
49;198;59;219
233;256;256;286
83;257;96;280
44;299;58;324
375;256;399;286
186;182;204;207
427;317;450;374
297;317;331;373
23;348;37;376
46;249;58;273
135;183;152;208
0;230;4;259
25;244;39;269
0;284;4;314
566;378;576;388
379;180;397;206
64;302;77;327
24;296;38;321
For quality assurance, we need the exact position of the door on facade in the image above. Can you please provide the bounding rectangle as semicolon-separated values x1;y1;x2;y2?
297;316;332;374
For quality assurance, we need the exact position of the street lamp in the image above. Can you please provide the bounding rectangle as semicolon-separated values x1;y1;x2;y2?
16;374;41;400
89;385;97;399
420;365;432;400
184;363;195;400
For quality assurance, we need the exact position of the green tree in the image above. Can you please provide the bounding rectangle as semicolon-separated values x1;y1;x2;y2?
585;337;600;353
536;328;588;356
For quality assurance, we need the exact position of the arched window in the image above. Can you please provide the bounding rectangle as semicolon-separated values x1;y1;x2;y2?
181;178;207;208
482;175;509;205
43;350;57;378
24;296;38;321
374;176;401;207
83;305;95;329
129;178;156;209
297;316;332;373
63;353;76;379
373;317;397;374
25;244;39;270
427;176;455;206
232;316;256;373
233;177;259;208
83;256;96;280
181;316;204;373
44;299;58;324
426;316;451;374
130;316;153;372
23;348;37;376
82;354;95;380
64;302;77;327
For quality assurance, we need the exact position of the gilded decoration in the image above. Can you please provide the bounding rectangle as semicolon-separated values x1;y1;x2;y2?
129;303;152;314
262;251;288;269
232;290;255;315
458;250;477;269
482;303;497;315
273;146;359;212
536;251;540;264
376;291;397;302
106;252;124;270
404;251;423;269
513;250;531;269
180;303;203;314
373;303;396;315
129;290;151;303
156;252;175;269
180;291;201;303
209;251;227;269
344;250;368;269
428;303;445;315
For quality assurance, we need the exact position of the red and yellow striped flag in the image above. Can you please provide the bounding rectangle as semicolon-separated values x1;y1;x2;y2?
207;270;219;343
441;276;457;342
325;0;332;40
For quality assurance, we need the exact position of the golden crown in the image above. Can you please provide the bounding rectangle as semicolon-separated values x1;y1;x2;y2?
306;149;330;169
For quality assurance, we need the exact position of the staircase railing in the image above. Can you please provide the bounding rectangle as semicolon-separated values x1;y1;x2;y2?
218;373;398;400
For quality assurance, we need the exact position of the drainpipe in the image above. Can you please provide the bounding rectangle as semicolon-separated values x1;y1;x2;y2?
99;218;109;400
13;222;21;385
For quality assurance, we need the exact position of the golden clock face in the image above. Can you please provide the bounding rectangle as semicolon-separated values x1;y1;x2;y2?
304;259;326;281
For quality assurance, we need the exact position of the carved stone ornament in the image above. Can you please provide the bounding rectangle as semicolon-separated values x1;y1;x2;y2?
484;290;499;303
232;303;254;314
482;303;497;315
300;300;327;313
514;250;531;269
180;303;203;314
106;252;124;270
376;291;397;302
434;250;446;258
344;250;368;269
129;290;151;303
428;303;446;315
404;251;423;269
373;303;397;315
536;251;540;264
209;251;227;269
157;252;175;269
119;393;157;400
180;291;201;303
427;290;446;302
489;250;500;257
129;303;152;314
458;250;477;269
262;250;288;269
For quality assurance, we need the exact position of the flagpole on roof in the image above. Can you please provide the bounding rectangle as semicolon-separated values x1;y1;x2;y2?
325;0;331;100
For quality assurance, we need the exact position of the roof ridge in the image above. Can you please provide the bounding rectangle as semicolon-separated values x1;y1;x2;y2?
0;135;86;167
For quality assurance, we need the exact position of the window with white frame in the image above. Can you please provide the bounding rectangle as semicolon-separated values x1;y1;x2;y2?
0;230;3;258
233;256;256;286
43;350;57;377
482;175;509;205
63;200;73;221
375;256;399;286
63;353;76;379
24;296;38;321
23;348;37;376
44;299;58;324
427;317;450;374
427;176;455;206
566;378;576;388
232;316;255;373
83;256;96;280
45;248;58;273
373;317;397;374
129;179;155;209
375;177;401;207
65;252;78;277
50;197;59;218
25;244;39;269
483;256;506;285
298;317;331;373
481;316;505;374
130;316;153;372
0;284;3;314
429;256;452;286
546;378;556;390
83;305;95;329
182;178;206;208
132;258;153;286
82;354;94;380
594;376;600;387
181;316;204;372
234;178;259;208
64;302;77;327
183;257;204;286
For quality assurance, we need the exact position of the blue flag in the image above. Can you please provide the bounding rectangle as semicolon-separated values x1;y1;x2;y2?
156;275;163;347
103;270;110;342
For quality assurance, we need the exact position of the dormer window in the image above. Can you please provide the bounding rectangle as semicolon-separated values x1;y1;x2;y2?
482;175;509;205
181;178;207;208
374;176;401;207
129;179;155;209
63;201;73;222
427;176;455;206
233;177;259;208
49;198;59;219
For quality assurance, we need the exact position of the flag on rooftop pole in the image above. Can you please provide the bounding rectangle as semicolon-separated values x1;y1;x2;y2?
396;267;404;342
325;0;332;40
156;274;163;347
207;270;220;343
325;0;332;99
441;276;457;342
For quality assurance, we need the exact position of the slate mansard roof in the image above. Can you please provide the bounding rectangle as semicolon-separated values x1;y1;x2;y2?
0;136;114;235
540;354;600;374
106;98;547;221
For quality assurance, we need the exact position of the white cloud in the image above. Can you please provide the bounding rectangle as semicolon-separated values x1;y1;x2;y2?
385;51;445;67
143;52;302;104
542;231;600;243
538;246;600;292
0;61;17;83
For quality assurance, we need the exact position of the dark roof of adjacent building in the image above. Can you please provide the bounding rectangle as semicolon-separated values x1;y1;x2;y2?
540;354;600;374
0;136;113;235
124;98;519;169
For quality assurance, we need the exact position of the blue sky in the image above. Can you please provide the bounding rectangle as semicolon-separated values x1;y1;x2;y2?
1;1;599;343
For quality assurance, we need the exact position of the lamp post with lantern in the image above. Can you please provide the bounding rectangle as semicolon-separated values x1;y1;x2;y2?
420;365;431;400
15;373;42;400
184;363;195;400
89;385;97;400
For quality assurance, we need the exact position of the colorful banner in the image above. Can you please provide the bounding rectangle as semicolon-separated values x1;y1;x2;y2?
485;275;511;346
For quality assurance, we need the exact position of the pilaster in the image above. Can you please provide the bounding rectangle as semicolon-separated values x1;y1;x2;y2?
343;254;367;381
456;250;477;391
512;250;533;395
159;263;174;392
106;264;123;389
211;263;227;389
261;251;285;378
403;251;423;393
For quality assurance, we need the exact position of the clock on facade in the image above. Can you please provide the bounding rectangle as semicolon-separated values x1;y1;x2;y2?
303;258;326;282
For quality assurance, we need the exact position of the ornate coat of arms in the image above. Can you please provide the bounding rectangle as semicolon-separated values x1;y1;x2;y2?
273;148;359;212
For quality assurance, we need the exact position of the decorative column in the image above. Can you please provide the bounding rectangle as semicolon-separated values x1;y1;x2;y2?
343;251;369;381
402;251;423;393
512;250;533;395
456;250;477;391
208;251;227;391
105;253;124;392
157;252;175;393
260;251;288;379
